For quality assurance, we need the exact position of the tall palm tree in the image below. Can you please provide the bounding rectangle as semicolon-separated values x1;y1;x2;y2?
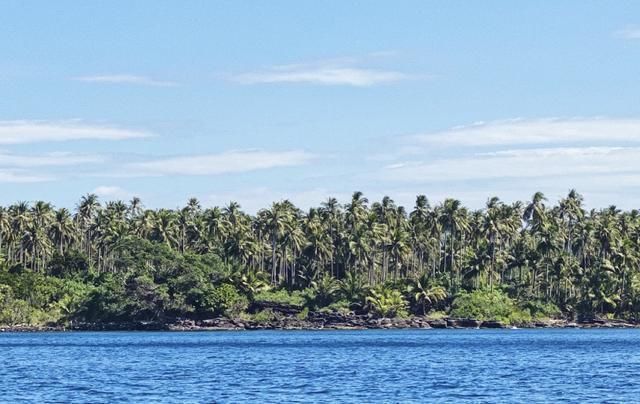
50;208;76;255
438;198;470;289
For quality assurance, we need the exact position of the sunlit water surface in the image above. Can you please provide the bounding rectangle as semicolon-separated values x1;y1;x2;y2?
2;329;640;403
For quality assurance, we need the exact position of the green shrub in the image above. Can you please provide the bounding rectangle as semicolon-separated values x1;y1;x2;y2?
366;287;409;318
450;289;531;324
296;307;309;320
0;284;39;325
521;300;561;320
252;308;277;323
253;289;305;306
206;284;248;317
426;310;447;320
47;250;90;279
317;300;351;315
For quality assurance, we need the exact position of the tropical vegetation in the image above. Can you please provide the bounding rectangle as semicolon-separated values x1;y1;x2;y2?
1;190;640;326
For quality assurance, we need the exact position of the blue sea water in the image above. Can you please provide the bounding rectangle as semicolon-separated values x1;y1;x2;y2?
1;329;640;403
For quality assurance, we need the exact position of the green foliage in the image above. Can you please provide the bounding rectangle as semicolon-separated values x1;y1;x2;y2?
338;271;369;308
304;275;339;309
201;284;248;317
426;310;447;320
253;289;305;307
1;190;640;325
405;274;447;315
451;289;532;324
224;266;270;299
296;307;309;320
251;308;277;323
522;300;561;320
366;286;408;318
77;275;129;322
318;300;352;315
47;250;90;279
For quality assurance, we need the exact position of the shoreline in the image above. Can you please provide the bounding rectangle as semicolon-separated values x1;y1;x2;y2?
2;315;638;333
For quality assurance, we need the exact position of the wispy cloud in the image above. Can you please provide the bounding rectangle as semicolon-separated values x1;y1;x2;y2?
232;53;418;87
382;147;640;182
0;169;51;183
0;152;105;167
129;150;314;176
614;25;640;40
411;118;640;148
0;120;152;144
235;66;409;86
74;74;177;87
371;116;640;209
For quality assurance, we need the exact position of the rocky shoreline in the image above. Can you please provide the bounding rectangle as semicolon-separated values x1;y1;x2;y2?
2;312;638;332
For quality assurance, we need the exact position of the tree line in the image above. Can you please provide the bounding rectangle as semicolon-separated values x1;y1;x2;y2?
1;189;640;323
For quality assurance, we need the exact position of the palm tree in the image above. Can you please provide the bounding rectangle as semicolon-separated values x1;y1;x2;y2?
50;208;75;255
338;270;369;307
438;199;470;290
320;197;341;277
151;209;179;249
407;273;447;315
76;194;100;260
10;201;31;264
366;285;408;318
0;207;10;252
259;202;292;284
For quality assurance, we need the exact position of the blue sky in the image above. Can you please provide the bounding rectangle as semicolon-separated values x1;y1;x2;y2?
2;1;640;212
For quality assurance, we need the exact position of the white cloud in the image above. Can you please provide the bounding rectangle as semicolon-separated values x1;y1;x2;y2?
232;53;418;87
382;147;640;182
129;150;314;176
0;152;105;167
0;169;50;183
0;120;152;144
235;66;409;86
74;74;177;87
92;185;132;200
614;26;640;40
373;116;640;209
411;118;640;148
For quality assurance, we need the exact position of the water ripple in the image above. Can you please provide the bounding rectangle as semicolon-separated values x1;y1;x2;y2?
1;329;640;403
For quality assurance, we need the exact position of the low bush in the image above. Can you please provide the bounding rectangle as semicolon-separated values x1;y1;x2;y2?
253;289;305;306
252;309;277;323
207;284;248;317
366;287;409;318
521;300;562;320
450;289;531;324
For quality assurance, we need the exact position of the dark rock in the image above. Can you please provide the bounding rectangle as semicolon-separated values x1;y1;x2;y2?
447;318;481;328
250;301;303;315
480;320;506;329
427;319;447;328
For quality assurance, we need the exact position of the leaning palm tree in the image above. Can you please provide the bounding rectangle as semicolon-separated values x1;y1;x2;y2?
406;273;447;315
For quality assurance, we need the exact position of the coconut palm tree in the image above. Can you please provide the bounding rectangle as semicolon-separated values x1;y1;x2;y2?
50;208;76;255
406;273;447;315
438;198;470;290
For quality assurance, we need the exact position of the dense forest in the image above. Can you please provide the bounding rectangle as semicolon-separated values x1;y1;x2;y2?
1;190;639;327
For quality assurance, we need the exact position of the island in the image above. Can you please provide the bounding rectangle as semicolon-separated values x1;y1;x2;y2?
1;190;638;331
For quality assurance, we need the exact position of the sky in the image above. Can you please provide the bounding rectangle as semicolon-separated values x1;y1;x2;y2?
1;1;640;212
